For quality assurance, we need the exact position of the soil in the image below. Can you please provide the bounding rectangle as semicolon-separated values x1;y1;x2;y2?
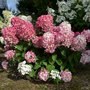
0;63;90;90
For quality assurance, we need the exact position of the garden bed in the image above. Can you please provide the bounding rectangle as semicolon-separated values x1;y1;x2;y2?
0;64;90;90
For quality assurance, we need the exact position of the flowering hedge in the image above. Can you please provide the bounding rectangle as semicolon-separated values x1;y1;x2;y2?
1;14;90;83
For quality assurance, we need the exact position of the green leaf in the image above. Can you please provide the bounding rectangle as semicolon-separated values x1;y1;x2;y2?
34;63;41;70
56;59;62;66
28;41;32;46
61;50;66;57
15;45;23;51
68;55;74;68
52;54;57;61
46;65;55;72
49;57;55;65
43;62;47;66
29;70;35;78
73;52;81;65
60;63;66;70
22;52;25;58
23;47;27;52
15;53;21;57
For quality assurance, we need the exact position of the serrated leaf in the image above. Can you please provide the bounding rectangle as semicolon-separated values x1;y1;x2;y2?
61;50;66;57
15;53;21;57
15;45;23;51
60;63;66;70
56;59;62;66
49;58;55;65
34;63;41;70
43;62;47;66
46;65;55;71
29;70;35;77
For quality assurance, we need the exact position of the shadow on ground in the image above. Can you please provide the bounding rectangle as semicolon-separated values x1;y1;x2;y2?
0;64;90;90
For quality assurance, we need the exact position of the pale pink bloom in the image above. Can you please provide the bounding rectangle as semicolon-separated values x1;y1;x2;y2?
59;21;72;32
81;29;90;42
52;26;64;47
38;68;49;81
80;50;90;64
58;21;74;47
60;70;72;82
52;22;74;48
2;27;19;46
1;60;8;70
5;50;15;60
42;32;56;53
83;50;90;56
71;35;86;51
25;51;36;63
35;15;54;32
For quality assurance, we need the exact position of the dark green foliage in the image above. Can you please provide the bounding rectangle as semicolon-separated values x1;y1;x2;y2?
19;0;57;16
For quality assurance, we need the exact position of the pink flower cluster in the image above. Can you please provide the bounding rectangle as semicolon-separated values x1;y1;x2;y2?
35;15;54;32
81;29;90;43
2;27;19;45
2;16;35;46
42;32;56;53
71;35;86;51
38;68;49;81
5;50;15;60
33;19;89;53
32;36;43;48
60;70;72;82
25;51;36;63
1;60;8;70
11;17;35;41
80;50;90;64
53;21;74;47
3;15;89;53
38;68;72;82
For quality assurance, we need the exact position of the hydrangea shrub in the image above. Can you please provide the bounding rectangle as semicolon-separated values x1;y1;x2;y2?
1;14;90;83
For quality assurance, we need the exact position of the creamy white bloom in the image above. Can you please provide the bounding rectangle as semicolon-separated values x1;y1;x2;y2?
19;15;32;22
47;7;55;16
83;12;90;22
18;61;32;75
47;0;90;23
67;0;77;7
85;5;90;12
81;0;90;7
0;36;4;44
57;0;70;13
65;10;76;20
50;70;61;79
56;15;66;23
75;4;82;10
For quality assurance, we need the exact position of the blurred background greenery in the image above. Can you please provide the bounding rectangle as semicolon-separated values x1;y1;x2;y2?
19;0;57;16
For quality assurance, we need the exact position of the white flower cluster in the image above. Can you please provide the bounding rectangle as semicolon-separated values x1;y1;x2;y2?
47;0;90;23
50;70;61;79
47;7;55;16
18;15;32;22
0;36;4;44
18;61;32;75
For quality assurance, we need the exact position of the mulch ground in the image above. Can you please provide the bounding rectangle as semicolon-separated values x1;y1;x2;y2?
0;63;90;90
